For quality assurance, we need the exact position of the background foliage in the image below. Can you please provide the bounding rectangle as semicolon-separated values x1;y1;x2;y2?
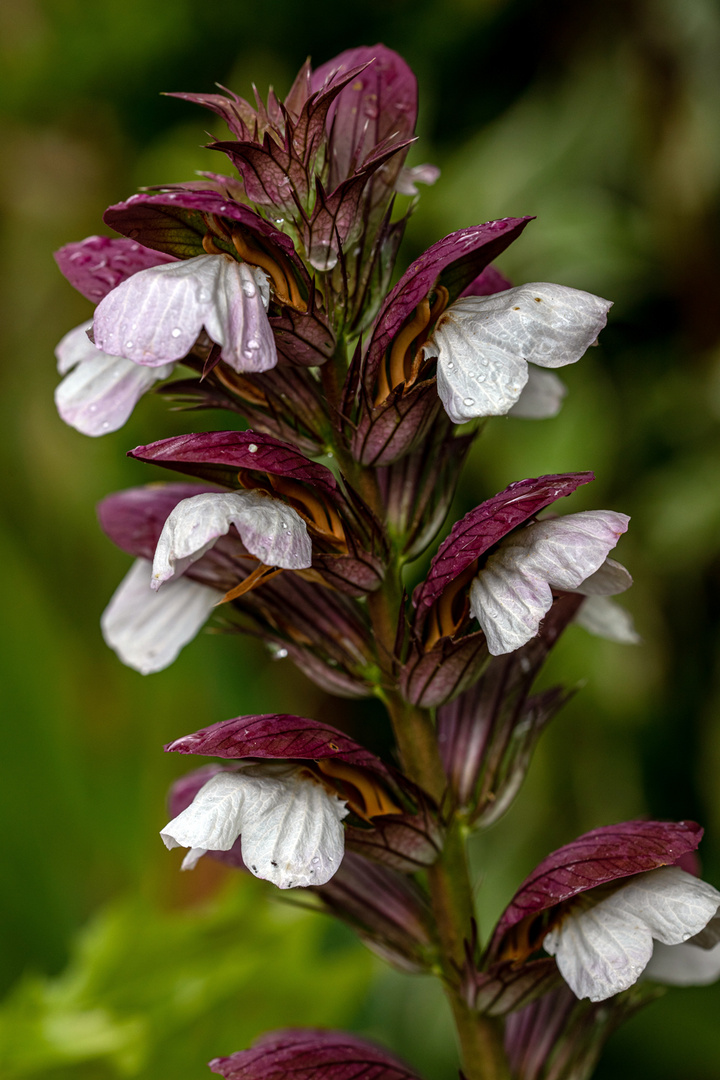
1;0;720;1076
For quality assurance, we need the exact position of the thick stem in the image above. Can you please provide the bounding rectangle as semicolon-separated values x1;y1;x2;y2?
365;534;510;1080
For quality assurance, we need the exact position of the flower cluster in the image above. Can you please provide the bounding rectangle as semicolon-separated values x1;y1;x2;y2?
55;44;716;1080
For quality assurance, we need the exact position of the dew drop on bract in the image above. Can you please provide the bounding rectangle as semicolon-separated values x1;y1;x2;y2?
247;443;258;453
308;242;339;272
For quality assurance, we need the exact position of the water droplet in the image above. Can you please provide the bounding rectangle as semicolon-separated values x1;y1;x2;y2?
242;280;256;298
476;373;486;382
88;404;97;413
247;443;258;453
219;204;227;212
463;397;475;407
125;340;133;349
274;217;285;226
311;855;321;865
245;338;260;351
101;421;110;430
274;647;288;659
196;287;211;302
446;361;454;370
171;327;182;338
479;357;488;366
281;521;288;529
308;242;339;272
486;607;498;618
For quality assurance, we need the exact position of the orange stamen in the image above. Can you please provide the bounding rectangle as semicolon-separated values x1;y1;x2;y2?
388;298;431;391
214;366;269;406
316;758;403;820
423;560;478;649
268;474;346;547
231;229;307;312
217;562;284;604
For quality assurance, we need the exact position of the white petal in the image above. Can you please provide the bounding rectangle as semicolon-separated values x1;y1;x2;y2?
469;511;630;654
161;772;247;853
54;323;173;436
575;595;641;644
101;558;218;673
573;557;632;596
93;254;276;372
394;163;441;196
203;261;277;374
238;765;348;888
151;490;312;588
425;284;611;424
160;765;348;889
544;866;720;1002
645;941;720;987
507;366;567;419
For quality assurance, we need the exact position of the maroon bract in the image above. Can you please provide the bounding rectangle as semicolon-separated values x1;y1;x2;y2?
209;1030;422;1080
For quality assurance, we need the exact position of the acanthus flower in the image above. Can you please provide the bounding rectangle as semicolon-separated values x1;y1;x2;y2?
489;820;720;1003
161;714;418;889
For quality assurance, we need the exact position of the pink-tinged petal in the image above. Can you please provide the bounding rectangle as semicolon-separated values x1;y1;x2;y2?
394;163;440;196
508;367;567;420
161;765;348;888
128;429;338;498
93;254;275;371
101;558;217;673
413;472;594;616
645;940;720;986
544;866;720;1001
364;218;532;389
426;284;611;424
311;45;417;188
575;595;641;644
165;713;392;781
469;511;630;655
572;556;632;596
54;235;175;302
54;322;173;436
151;490;311;586
492;819;704;949
209;1029;422;1080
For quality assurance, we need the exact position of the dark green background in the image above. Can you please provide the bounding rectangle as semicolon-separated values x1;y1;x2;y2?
2;0;720;1076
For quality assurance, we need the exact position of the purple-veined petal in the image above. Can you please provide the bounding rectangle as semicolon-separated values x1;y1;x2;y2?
425;284;612;424
508;366;567;420
93;254;275;371
152;490;311;587
394;163;440;196
165;713;393;781
209;1029;422;1080
364;218;532;389
54;322;173;436
543;865;720;1001
469;511;630;655
575;595;641;644
54;235;176;302
161;765;348;888
492;819;704;950
101;558;217;673
413;472;594;616
644;939;720;987
129;429;338;498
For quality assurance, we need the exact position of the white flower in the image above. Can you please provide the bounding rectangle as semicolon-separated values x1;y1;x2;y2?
575;594;641;644
423;283;611;424
160;766;349;888
54;322;173;436
151;490;312;590
469;511;630;655
101;558;218;674
544;865;720;1001
507;366;567;420
93;253;277;373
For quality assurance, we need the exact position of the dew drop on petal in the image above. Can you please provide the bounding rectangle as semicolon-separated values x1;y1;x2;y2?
242;281;256;298
196;287;211;303
101;421;110;430
247;443;258;453
274;647;288;659
171;327;182;338
125;340;133;349
281;521;288;529
463;397;475;407
246;339;260;351
446;361;454;370
476;373;486;383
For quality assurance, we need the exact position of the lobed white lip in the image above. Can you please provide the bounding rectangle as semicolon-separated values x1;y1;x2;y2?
423;282;612;424
469;510;631;655
161;766;349;889
543;865;720;1001
92;254;276;373
151;489;312;589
